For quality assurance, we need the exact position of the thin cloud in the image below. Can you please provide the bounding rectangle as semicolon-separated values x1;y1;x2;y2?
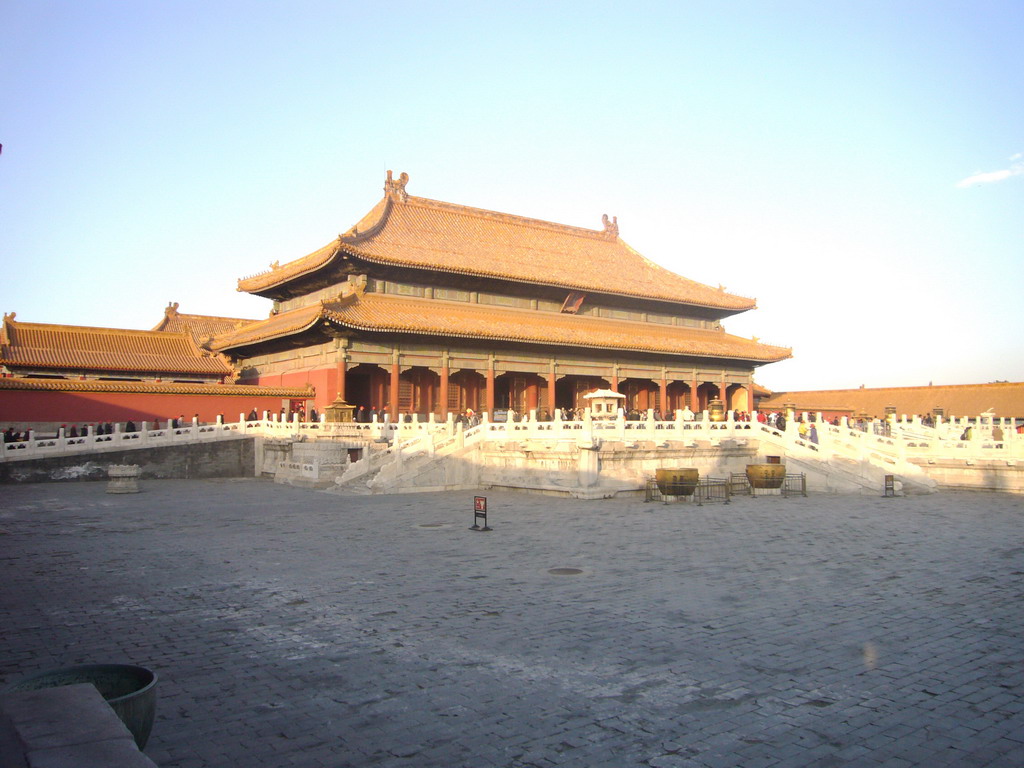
956;155;1024;188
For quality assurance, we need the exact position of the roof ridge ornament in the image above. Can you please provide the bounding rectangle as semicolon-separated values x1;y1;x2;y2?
384;170;409;203
601;213;618;239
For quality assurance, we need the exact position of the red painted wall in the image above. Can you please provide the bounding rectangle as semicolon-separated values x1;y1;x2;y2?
243;366;338;410
0;390;308;429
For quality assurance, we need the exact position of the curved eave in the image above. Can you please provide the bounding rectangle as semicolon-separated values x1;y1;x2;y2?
237;197;395;296
237;243;345;296
212;310;327;354
321;311;790;364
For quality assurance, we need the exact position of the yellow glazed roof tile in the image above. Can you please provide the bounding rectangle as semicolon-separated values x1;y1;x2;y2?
0;317;233;376
238;177;755;311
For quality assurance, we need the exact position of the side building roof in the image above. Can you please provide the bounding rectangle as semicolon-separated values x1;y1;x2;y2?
151;302;255;345
759;382;1024;418
0;377;310;397
213;290;791;364
237;172;756;313
0;313;233;377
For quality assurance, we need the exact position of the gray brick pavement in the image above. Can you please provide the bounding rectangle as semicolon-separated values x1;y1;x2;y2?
1;480;1022;767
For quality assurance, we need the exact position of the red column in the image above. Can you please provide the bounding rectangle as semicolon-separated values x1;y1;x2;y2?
486;365;495;415
690;378;699;411
746;385;754;414
660;377;668;413
720;378;728;409
336;357;347;402
440;363;449;418
548;369;557;413
390;361;400;419
527;380;539;411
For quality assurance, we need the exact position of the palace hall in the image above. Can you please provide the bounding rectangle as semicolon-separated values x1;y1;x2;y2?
1;172;790;425
214;171;791;419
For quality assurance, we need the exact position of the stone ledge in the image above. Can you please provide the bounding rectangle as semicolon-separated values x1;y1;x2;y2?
0;684;157;767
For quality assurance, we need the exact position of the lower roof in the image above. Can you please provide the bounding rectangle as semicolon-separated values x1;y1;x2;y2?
213;291;791;365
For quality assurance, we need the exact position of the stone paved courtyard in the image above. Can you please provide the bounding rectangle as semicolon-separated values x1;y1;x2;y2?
1;479;1022;767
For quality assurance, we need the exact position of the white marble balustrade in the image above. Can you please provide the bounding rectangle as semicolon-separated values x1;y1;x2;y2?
3;408;1021;466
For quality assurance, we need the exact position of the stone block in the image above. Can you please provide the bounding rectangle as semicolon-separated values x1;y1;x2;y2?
26;739;158;768
0;684;133;747
0;684;157;767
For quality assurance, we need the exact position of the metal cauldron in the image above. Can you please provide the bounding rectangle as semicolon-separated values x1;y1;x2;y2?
746;464;786;489
707;399;726;422
655;468;700;496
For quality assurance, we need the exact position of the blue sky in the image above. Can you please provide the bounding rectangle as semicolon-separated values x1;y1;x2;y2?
2;1;1022;391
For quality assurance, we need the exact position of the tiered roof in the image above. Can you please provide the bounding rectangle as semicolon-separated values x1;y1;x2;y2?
214;290;790;364
0;314;233;377
238;172;756;312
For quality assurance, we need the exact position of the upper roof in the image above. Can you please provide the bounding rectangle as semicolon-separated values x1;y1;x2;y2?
151;302;255;344
759;382;1024;418
0;313;233;377
213;290;790;364
237;171;756;312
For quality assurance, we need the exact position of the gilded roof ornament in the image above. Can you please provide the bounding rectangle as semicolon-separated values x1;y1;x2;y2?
384;170;409;203
601;214;619;239
346;273;368;295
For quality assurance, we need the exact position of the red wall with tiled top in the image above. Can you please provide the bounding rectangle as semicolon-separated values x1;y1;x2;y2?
0;389;305;430
241;367;338;410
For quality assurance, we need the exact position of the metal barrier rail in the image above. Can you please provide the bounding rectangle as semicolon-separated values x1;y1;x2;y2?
645;477;732;505
730;472;807;498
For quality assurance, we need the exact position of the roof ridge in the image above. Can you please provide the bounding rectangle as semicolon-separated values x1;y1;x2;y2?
11;320;194;338
175;312;256;322
401;195;615;241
